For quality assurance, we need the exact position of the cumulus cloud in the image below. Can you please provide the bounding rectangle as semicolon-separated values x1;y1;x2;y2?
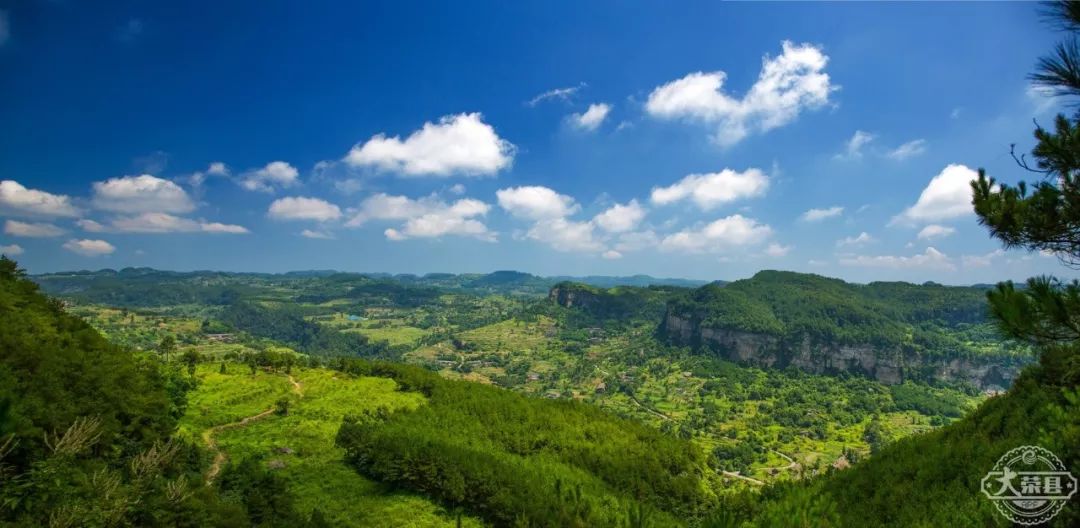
645;41;833;145
650;168;768;210
0;244;23;256
602;250;623;260
92;175;194;213
0;180;81;217
268;197;343;222
347;193;494;241
764;243;792;257
893;164;980;224
63;238;116;257
344;113;514;177
801;206;843;222
835;130;874;160
917;224;956;240
887;139;927;161
187;161;230;187
961;249;1006;268
593;200;646;233
79;213;248;234
4;220;65;238
239;161;299;192
524;217;604;252
496;186;580;220
659;214;772;253
839;247;955;271
570;103;612;131
836;232;874;247
385;199;494;241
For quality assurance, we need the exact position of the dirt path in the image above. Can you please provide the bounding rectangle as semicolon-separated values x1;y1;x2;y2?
203;373;304;485
288;374;304;397
760;450;799;473
627;393;672;421
202;407;276;485
721;470;765;486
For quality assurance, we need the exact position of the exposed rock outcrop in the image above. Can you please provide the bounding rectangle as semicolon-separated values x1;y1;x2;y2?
662;312;1026;390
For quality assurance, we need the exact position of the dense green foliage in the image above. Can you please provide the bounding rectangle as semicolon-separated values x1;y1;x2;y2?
220;301;393;358
335;360;716;527
743;348;1080;527
0;258;322;526
664;270;1028;359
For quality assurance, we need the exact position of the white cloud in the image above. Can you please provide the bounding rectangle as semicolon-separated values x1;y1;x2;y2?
1027;84;1058;114
570;103;612;131
916;224;956;240
650;168;768;210
527;84;585;106
0;244;22;256
645;41;833;145
764;243;792;257
893;164;979;224
838;247;955;271
239;161;299;193
836;232;874;247
659;214;772;253
268;196;342;222
801;206;844;222
448;183;466;195
200;222;249;234
347;193;494;241
92;175;194;213
614;230;660;252
525;217;603;252
80;213;247;234
593;200;646;233
961;249;1005;268
301;229;334;239
4;220;65;238
0;180;80;218
602;250;623;260
886;139;927;161
344;113;514;177
188;161;230;187
63;238;115;257
496;186;579;220
76;219;106;232
835;130;874;160
0;10;9;46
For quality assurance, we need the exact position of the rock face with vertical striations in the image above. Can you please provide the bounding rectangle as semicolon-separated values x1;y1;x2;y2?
552;271;1033;390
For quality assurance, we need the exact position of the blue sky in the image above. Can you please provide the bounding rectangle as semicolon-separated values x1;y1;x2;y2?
0;1;1073;283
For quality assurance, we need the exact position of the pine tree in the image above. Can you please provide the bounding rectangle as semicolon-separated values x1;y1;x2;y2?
972;1;1080;387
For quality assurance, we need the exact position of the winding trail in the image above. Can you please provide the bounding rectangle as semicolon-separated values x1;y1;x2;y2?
760;450;799;473
721;470;765;486
202;373;304;486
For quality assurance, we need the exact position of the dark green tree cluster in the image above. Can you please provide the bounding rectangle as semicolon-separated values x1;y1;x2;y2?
219;301;393;358
0;257;321;526
334;360;715;527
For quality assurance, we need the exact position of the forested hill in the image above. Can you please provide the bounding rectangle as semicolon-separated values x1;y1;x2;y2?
32;267;707;304
551;271;1032;388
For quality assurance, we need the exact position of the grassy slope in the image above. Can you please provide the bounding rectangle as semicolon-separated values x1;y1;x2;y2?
178;363;482;527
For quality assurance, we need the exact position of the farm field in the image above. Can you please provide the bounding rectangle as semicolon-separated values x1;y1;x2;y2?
177;363;481;527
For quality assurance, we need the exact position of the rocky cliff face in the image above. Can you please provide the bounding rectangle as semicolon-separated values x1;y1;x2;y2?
662;312;1024;390
548;284;602;310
